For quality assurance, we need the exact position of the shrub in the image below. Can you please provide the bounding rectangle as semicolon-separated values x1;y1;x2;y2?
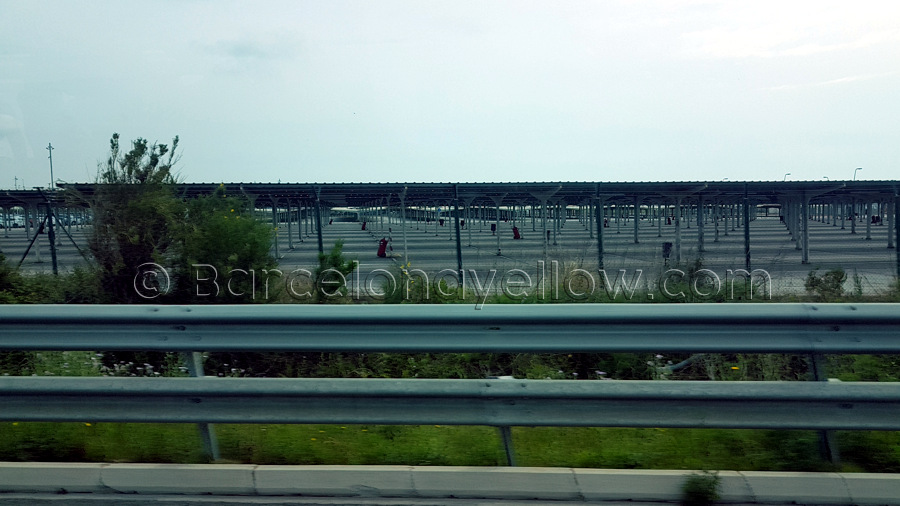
174;185;276;303
804;268;846;301
681;470;720;506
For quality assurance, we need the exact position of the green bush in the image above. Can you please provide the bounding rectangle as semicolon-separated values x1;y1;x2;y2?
805;268;846;300
312;240;357;303
174;185;276;303
681;471;720;506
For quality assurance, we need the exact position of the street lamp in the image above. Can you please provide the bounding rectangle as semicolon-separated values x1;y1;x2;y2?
853;167;862;181
783;173;791;181
823;176;829;180
46;143;54;190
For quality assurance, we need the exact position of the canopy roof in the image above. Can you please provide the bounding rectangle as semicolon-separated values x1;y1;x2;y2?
3;180;898;209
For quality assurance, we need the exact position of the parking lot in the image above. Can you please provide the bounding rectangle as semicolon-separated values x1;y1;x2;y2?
4;211;896;298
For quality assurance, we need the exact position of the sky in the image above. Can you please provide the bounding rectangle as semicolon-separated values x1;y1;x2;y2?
1;0;898;187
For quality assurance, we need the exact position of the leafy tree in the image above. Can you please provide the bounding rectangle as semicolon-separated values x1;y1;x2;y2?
174;185;276;303
86;133;183;303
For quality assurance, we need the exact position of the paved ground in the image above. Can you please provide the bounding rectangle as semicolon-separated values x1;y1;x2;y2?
0;496;743;506
2;213;897;298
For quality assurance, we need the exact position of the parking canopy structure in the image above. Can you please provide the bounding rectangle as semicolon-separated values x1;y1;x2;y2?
52;179;899;272
4;180;899;288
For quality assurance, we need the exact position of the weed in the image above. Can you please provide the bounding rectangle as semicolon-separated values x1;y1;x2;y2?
681;470;720;506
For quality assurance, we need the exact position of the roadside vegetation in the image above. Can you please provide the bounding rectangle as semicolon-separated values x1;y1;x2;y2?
1;134;899;471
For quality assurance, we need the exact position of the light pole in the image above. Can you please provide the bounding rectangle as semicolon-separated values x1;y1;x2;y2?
783;173;791;181
853;167;862;181
46;143;54;190
823;176;829;180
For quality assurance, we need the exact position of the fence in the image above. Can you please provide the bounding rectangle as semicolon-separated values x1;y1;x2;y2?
2;303;899;465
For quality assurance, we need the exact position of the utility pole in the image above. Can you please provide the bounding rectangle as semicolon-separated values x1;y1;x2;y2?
46;143;54;190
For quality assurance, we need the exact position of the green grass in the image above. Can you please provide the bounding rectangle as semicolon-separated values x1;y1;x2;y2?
2;422;899;472
2;351;900;470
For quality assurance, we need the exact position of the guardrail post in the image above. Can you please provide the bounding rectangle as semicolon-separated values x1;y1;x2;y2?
809;353;840;466
490;376;517;466
498;426;516;466
182;351;221;462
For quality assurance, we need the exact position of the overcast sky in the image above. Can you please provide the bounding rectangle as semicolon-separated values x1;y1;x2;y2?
1;0;898;187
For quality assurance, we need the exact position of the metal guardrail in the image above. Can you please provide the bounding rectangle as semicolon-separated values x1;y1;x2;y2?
2;377;900;430
2;303;899;465
2;303;900;353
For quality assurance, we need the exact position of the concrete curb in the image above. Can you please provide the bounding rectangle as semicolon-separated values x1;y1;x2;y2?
1;463;899;504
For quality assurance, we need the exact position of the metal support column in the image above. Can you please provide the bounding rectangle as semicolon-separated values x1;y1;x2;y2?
866;202;873;240
542;200;548;259
697;195;705;253
491;195;507;256
182;351;220;461
588;201;594;240
615;204;621;234
553;200;560;246
286;201;294;250
657;203;662;238
45;203;58;275
889;196;895;250
801;195;810;264
896;192;900;279
454;189;463;279
596;197;605;270
270;198;280;259
744;185;751;271
713;201;720;243
633;196;640;244
400;190;409;262
465;200;473;247
675;197;682;264
314;194;324;256
530;204;535;232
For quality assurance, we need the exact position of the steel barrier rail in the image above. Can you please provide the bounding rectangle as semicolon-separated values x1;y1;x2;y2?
2;303;900;466
2;377;900;430
1;303;900;353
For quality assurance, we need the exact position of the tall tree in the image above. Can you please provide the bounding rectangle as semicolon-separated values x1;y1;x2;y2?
88;133;183;303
